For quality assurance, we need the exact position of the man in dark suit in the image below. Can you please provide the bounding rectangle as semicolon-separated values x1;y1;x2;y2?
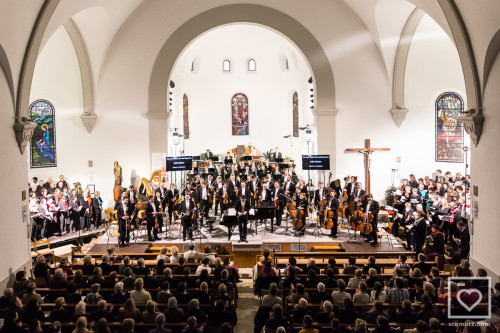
166;183;179;224
213;165;225;180
223;152;232;165
180;193;196;241
327;190;339;238
155;183;168;207
163;297;185;323
258;183;272;207
271;147;282;162
283;176;296;197
217;182;230;215
362;193;379;246
116;197;131;247
352;182;366;205
204;149;214;161
92;191;103;229
145;195;159;241
227;174;240;205
454;221;470;259
314;182;328;208
346;176;358;202
236;196;250;243
196;181;210;225
272;181;284;226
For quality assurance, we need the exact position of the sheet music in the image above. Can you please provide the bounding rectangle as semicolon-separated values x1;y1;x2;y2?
227;208;236;216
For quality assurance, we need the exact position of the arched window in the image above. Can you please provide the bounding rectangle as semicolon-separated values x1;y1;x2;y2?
293;92;299;137
30;99;56;168
231;93;249;135
285;58;289;70
190;61;194;72
435;92;464;162
248;59;256;71
223;60;231;72
183;94;190;139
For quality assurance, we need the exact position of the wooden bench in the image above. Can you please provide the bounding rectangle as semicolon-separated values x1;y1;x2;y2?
311;245;342;252
271;251;415;263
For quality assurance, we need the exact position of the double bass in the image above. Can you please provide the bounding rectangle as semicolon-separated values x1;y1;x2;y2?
291;201;305;230
324;200;335;230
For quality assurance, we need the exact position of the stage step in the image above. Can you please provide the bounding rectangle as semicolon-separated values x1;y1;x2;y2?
232;242;262;252
312;245;342;252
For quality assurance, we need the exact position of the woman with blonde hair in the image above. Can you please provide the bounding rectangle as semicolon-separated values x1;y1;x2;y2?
169;246;180;263
119;298;142;322
72;316;89;333
157;247;169;262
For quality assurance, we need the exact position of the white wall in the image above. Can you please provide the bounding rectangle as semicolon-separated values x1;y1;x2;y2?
170;25;314;174
29;26;151;208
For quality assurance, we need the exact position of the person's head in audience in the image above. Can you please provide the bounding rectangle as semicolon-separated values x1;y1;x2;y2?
412;268;423;278
124;267;133;278
163;267;172;278
145;300;157;315
358;282;367;294
220;323;234;333
322;301;333;314
123;256;131;266
377;315;389;329
368;256;376;265
55;297;65;310
354;269;362;279
308;258;316;268
52;321;62;333
214;299;225;311
317;282;326;293
430;267;440;278
93;267;102;277
423;282;436;298
82;255;92;266
269;282;278;296
74;316;88;333
187;315;197;328
415;320;429;333
326;268;334;279
160;281;170;292
54;268;64;279
337;279;346;292
177;282;187;294
16;270;26;282
373;300;384;313
26;282;37;295
10;296;22;309
122;318;135;333
29;318;41;332
295;283;305;294
188;298;200;311
75;301;87;315
298;298;308;309
134;278;144;291
101;254;109;264
421;294;433;310
137;258;145;267
90;283;100;295
168;296;177;309
199;268;210;281
399;254;407;263
401;299;413;312
155;313;166;328
97;300;108;310
171;246;180;258
178;256;185;266
302;315;313;329
354;318;367;333
156;259;165;273
272;303;283;319
368;268;377;279
477;268;487;277
418;253;425;263
95;318;110;333
331;318;340;330
393;268;403;278
201;257;210;266
394;277;404;289
221;269;229;281
204;246;211;254
328;258;337;267
200;282;208;293
429;317;440;331
218;283;227;296
288;256;297;267
114;282;124;294
124;298;138;314
3;287;13;299
348;256;356;266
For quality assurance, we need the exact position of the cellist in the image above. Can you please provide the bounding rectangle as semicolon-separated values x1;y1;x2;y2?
326;190;339;238
293;192;308;235
362;193;379;246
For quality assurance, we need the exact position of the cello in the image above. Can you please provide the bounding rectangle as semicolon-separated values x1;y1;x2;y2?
292;194;306;230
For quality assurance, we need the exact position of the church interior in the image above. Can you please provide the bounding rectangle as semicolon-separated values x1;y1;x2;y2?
1;0;500;331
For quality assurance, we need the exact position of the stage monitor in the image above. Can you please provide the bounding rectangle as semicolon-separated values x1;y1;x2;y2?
166;156;193;171
302;155;330;170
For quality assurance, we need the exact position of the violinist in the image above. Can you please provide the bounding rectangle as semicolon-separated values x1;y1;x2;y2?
284;176;296;197
346;176;357;201
213;165;225;180
218;182;230;214
352;182;366;205
327;190;339;238
238;180;249;199
117;197;130;247
272;181;284;226
180;193;196;241
154;191;165;233
155;183;167;206
196;181;210;225
227;174;239;205
166;183;179;224
294;192;308;235
259;183;272;207
145;195;159;241
362;193;379;246
235;195;250;243
127;185;138;206
249;174;260;205
214;177;223;216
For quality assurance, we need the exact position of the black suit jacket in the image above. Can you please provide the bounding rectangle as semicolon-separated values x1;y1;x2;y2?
180;199;196;215
116;203;130;223
166;188;179;205
284;181;296;196
271;152;282;162
145;202;158;221
314;188;329;207
237;186;251;199
258;189;272;204
235;199;250;214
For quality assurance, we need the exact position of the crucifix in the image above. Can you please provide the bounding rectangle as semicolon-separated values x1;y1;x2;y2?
345;139;390;193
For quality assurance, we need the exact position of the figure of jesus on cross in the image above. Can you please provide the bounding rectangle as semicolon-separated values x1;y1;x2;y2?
345;139;390;193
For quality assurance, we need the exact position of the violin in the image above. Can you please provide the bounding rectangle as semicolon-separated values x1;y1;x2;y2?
222;191;229;205
208;192;213;205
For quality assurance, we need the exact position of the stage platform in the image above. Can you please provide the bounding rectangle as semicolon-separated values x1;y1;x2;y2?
86;219;403;267
32;227;106;250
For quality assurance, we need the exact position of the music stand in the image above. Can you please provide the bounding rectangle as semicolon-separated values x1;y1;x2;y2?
347;216;363;243
275;158;284;163
277;194;294;235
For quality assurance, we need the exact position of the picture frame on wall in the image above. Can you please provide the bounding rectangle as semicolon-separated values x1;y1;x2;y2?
87;184;96;194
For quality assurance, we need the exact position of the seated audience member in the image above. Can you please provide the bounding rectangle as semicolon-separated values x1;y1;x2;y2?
184;244;201;263
119;298;142;322
169;246;181;263
426;267;442;289
1;311;26;333
365;301;389;324
123;318;135;333
370;282;387;303
330;318;341;333
87;267;105;286
0;288;13;310
81;255;95;275
207;299;235;327
331;279;351;304
192;282;210;304
394;254;411;274
428;317;442;333
185;298;206;325
374;315;395;333
387;268;409;289
265;304;287;330
73;316;89;333
143;269;160;289
315;301;334;324
353;282;370;304
287;283;309;305
299;315;318;333
348;269;365;288
142;300;161;324
48;297;71;323
413;253;432;275
409;267;425;291
366;268;383;288
202;246;216;263
283;266;300;289
119;256;132;275
149;313;172;333
72;301;91;323
163;297;185;323
157;281;173;304
321;268;338;288
196;257;213;275
386;278;410;304
262;283;282;307
260;260;277;278
22;283;43;305
133;258;150;276
95;318;111;333
182;315;202;333
310;282;332;304
304;270;319;289
175;282;193;304
92;300;116;322
122;267;136;290
159;267;174;287
216;269;235;293
286;257;301;276
417;294;442;322
302;258;320;275
110;281;129;304
157;247;169;262
70;270;88;290
343;256;359;275
103;271;118;289
24;299;46;324
421;281;438;303
197;269;213;290
363;256;381;274
212;284;231;309
13;270;30;297
336;298;360;323
172;256;189;275
84;283;103;304
130;278;152;305
49;269;69;289
395;299;418;324
156;259;165;277
33;255;51;278
64;284;82;305
291;298;313;324
99;255;114;276
324;258;340;275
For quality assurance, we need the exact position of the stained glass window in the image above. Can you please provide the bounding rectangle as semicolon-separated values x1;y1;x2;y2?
435;92;464;162
183;94;190;139
30;99;56;168
248;59;256;71
223;60;230;72
231;93;249;135
293;92;299;137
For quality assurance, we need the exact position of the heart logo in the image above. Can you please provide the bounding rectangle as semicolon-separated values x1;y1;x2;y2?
457;288;482;312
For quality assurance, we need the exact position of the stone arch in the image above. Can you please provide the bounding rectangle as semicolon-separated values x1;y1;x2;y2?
0;43;15;108
148;4;336;116
483;29;500;93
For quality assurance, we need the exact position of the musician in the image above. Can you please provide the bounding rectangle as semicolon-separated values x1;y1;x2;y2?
362;193;379;246
409;187;422;211
327;191;339;238
207;175;215;190
249;175;260;201
425;224;445;257
204;149;214;161
314;182;327;208
352;182;366;206
330;179;342;198
235;195;250;243
272;181;284;226
114;189;127;210
306;180;315;201
145;195;160;241
127;185;138;206
284;176;296;197
214;177;223;216
271;147;282;162
166;183;179;224
406;211;426;253
454;221;470;260
229;165;239;179
218;182;230;214
92;191;103;229
196;181;211;225
69;194;79;234
79;188;93;231
293;192;308;235
259;183;272;207
155;183;168;206
213;165;225;180
154;191;165;233
238;180;250;200
117;197;131;247
227;174;240;204
180;193;196;241
224;152;233;165
346;176;357;201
